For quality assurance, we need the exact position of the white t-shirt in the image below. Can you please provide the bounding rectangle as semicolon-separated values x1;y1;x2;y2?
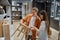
28;16;36;35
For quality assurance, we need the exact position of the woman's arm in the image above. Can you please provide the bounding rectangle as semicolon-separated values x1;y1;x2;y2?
35;21;46;32
34;27;39;32
31;26;39;32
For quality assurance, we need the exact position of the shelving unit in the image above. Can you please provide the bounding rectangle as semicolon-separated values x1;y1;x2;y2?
50;1;55;17
50;0;60;20
11;1;22;20
12;11;22;20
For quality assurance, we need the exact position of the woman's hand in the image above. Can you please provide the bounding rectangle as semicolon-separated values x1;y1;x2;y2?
30;27;36;31
31;27;39;32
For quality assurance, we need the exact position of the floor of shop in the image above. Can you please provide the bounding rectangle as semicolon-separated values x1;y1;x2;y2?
8;20;59;40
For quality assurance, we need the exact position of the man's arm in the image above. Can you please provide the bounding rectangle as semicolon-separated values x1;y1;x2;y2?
20;14;32;25
20;14;28;24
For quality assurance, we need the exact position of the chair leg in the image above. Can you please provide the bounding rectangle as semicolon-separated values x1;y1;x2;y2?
11;25;20;36
17;27;25;37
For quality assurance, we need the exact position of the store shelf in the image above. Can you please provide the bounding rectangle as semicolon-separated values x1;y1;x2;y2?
11;1;22;20
12;5;21;6
12;15;21;16
50;16;54;18
54;17;59;21
12;11;20;12
12;8;22;11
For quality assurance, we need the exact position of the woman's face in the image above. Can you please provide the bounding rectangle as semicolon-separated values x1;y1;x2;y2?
40;14;43;20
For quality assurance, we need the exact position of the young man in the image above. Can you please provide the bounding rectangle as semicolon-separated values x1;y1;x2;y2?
20;7;41;40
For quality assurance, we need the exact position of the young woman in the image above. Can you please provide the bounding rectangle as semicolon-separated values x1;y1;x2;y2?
31;10;48;40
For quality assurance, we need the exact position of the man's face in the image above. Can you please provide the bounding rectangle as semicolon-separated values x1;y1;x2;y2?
32;10;37;15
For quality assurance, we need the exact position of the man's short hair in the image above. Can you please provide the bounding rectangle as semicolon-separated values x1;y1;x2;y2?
32;7;38;12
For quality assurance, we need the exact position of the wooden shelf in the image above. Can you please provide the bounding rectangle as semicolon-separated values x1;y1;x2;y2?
12;16;22;20
12;4;22;7
12;15;21;16
12;11;21;12
11;11;22;20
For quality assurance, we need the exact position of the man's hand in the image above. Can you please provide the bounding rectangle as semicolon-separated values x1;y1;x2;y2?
20;22;30;30
20;22;22;25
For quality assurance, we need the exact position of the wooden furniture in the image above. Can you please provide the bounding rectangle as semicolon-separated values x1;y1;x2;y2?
0;20;3;37
3;23;10;40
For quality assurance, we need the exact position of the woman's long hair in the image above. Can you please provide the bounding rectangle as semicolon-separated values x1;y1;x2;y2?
39;10;50;34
